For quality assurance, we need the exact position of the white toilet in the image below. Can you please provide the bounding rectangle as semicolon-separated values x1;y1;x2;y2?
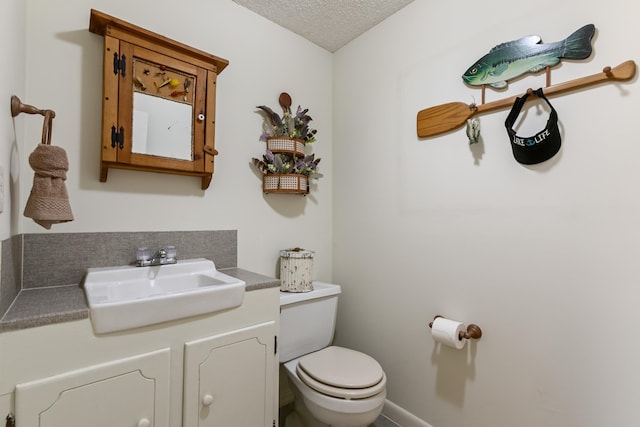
280;282;387;427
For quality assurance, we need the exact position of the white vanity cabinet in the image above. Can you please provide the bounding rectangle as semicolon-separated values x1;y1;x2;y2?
0;287;280;427
183;321;276;427
14;348;170;427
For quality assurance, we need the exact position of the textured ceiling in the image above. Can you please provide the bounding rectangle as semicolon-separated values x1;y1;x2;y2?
233;0;416;52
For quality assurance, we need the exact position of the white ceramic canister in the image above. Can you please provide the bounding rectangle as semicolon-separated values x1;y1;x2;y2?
279;248;314;292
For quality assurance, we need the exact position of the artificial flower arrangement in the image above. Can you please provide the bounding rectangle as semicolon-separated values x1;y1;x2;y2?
257;94;318;144
252;150;322;178
252;93;322;193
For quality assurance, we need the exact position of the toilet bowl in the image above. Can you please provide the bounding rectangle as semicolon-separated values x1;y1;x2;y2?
283;346;386;427
279;282;387;427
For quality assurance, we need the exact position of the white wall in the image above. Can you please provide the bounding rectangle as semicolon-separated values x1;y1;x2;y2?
13;0;333;279
1;0;25;240
0;3;25;414
333;0;640;426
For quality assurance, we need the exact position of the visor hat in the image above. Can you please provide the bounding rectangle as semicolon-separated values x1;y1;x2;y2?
505;88;561;165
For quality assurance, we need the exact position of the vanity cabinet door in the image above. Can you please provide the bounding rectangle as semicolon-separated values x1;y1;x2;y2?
14;348;170;427
183;321;277;427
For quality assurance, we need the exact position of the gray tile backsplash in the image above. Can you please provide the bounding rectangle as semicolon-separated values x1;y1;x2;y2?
1;230;237;315
0;235;22;316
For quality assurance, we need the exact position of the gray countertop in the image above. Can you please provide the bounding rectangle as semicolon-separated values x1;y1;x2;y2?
0;268;280;333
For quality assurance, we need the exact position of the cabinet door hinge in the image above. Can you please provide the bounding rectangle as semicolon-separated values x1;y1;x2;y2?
273;420;276;427
274;335;278;355
112;52;126;76
5;413;15;427
111;125;124;149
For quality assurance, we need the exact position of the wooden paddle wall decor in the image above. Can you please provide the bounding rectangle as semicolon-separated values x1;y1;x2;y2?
416;60;636;138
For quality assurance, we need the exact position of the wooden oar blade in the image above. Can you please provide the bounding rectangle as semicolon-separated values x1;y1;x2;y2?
610;60;636;80
416;102;474;138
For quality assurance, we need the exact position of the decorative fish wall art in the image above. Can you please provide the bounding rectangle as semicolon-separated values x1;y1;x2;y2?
462;24;595;89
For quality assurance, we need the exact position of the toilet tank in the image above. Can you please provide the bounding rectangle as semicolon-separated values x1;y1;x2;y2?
279;281;341;362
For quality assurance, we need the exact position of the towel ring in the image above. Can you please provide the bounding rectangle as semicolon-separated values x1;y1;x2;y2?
10;96;56;145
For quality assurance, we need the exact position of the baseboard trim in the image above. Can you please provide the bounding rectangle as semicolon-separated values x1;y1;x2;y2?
381;399;433;427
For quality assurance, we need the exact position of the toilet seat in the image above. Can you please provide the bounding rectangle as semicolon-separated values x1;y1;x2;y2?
296;346;386;399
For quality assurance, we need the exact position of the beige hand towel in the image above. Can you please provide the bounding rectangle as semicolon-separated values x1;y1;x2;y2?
23;144;74;229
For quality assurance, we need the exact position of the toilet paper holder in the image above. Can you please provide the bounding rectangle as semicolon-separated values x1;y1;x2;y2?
428;315;483;340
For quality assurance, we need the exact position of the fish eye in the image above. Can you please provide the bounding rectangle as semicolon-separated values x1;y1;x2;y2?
470;67;478;75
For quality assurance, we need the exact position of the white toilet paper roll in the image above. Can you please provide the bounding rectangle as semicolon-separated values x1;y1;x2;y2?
431;317;466;350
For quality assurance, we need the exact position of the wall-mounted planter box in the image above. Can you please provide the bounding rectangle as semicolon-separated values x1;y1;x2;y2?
262;174;308;194
253;93;320;195
266;136;305;158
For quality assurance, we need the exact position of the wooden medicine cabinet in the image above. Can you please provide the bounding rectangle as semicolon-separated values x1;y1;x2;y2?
89;9;229;189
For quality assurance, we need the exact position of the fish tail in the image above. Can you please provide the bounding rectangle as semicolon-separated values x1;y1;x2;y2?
562;24;595;59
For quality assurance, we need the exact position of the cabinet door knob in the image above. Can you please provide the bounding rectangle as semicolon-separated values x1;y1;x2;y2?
137;418;151;427
202;394;214;406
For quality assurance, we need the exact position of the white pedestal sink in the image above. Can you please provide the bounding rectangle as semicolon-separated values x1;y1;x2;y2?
83;258;245;333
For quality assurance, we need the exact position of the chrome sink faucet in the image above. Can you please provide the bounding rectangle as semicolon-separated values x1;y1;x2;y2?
136;246;177;267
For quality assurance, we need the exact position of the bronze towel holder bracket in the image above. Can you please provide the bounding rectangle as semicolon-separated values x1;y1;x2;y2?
10;95;56;145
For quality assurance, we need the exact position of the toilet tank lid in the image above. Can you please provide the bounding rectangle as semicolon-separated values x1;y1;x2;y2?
280;281;341;307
